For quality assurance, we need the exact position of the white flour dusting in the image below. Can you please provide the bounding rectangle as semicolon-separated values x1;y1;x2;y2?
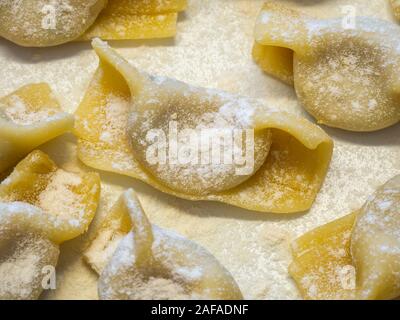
38;169;84;224
0;95;56;125
1;0;399;300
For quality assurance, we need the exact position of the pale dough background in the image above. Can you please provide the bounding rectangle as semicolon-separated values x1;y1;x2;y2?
0;0;399;300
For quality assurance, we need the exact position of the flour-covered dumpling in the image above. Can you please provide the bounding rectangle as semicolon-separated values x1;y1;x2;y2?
352;176;400;300
85;189;243;300
91;39;271;195
0;150;100;299
0;206;59;300
126;80;272;195
289;175;400;300
0;83;74;176
253;3;400;131
0;0;107;46
75;39;333;213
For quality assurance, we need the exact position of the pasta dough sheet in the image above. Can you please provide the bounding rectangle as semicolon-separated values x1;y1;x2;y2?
0;0;399;300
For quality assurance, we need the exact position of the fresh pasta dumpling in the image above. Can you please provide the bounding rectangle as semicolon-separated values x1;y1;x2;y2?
289;176;400;300
84;189;243;300
0;150;100;299
351;176;400;300
74;39;333;214
253;2;400;132
0;83;74;176
0;204;60;300
0;0;107;47
0;0;187;47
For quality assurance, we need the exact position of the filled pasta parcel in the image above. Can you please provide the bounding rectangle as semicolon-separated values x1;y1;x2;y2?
0;150;100;299
74;39;333;214
84;189;243;300
289;175;400;300
253;2;400;132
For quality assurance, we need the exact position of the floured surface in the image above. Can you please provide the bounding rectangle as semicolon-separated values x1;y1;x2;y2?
0;0;399;300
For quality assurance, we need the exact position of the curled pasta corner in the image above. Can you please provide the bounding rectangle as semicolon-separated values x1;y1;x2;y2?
0;150;101;244
289;175;400;300
0;83;74;175
252;2;311;85
85;189;243;300
0;150;100;299
74;39;333;214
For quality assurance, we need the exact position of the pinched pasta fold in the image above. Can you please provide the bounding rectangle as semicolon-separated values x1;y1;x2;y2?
289;176;400;300
74;39;333;214
0;0;187;47
0;83;74;176
84;189;243;300
0;150;100;299
253;2;400;131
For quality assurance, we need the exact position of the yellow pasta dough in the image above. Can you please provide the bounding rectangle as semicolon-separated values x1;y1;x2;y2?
80;12;179;41
391;0;400;20
0;0;107;47
289;212;357;300
80;0;187;41
0;150;100;299
74;39;333;214
289;176;400;300
84;189;243;300
253;2;400;132
104;0;187;15
0;83;74;176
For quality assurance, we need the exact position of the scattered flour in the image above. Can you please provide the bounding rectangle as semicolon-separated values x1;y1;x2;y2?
0;0;399;300
1;95;56;125
38;169;84;224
